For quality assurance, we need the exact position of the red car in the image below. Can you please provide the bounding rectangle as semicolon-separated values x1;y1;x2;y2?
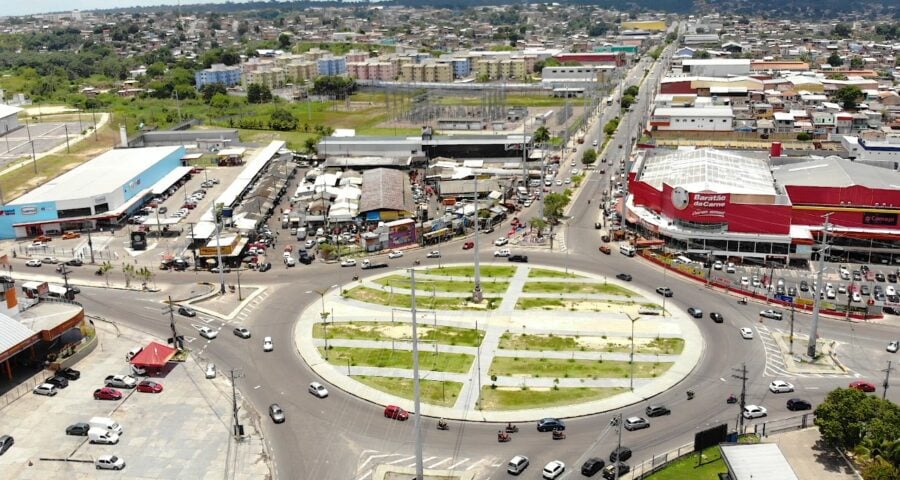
136;380;163;393
93;387;123;400
599;245;611;255
384;405;409;421
462;241;474;250
849;381;876;393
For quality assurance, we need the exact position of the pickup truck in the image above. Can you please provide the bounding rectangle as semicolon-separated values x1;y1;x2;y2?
361;259;388;270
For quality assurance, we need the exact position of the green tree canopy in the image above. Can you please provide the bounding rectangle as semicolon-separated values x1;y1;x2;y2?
832;85;864;110
581;148;597;165
624;85;639;97
247;83;273;104
832;23;853;38
815;388;900;453
269;108;298;131
543;190;571;222
827;51;844;67
533;126;551;144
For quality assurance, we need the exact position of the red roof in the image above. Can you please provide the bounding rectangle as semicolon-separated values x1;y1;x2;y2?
130;341;177;368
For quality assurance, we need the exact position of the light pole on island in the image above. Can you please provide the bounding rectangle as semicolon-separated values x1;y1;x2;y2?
307;284;338;359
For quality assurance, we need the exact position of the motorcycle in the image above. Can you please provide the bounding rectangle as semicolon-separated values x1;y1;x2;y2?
352;274;359;281
414;260;421;266
94;268;103;276
552;430;566;440
738;297;748;305
686;390;695;400
497;432;511;443
505;424;519;434
727;394;738;404
437;420;449;431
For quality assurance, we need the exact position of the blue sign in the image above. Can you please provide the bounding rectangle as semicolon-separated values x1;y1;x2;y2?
775;294;794;303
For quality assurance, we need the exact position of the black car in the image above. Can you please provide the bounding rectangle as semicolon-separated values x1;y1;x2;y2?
601;463;630;479
645;404;671;417
853;271;862;281
65;258;83;267
861;265;870;274
799;280;809;292
58;367;81;380
65;423;90;436
178;306;196;317
581;458;605;477
537;418;565;432
44;375;69;389
876;272;886;282
861;285;870;296
258;262;272;272
609;446;632;462
0;275;13;284
508;255;529;263
299;255;314;265
616;273;633;282
786;398;812;411
0;435;12;456
710;312;724;323
888;273;898;284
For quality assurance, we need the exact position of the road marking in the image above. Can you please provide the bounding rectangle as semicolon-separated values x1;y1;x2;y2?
447;458;469;470
428;458;450;468
387;455;415;465
355;470;372;480
466;459;485;470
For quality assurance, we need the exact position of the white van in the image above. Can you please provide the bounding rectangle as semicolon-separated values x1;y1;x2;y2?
125;346;143;362
296;227;307;240
88;428;119;445
90;417;123;436
619;244;636;257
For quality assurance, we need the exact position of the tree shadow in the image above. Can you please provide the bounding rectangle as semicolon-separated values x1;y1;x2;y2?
811;439;855;474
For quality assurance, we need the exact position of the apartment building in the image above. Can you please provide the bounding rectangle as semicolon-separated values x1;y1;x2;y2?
317;56;348;76
474;57;527;80
347;61;397;81
195;63;241;88
399;62;452;83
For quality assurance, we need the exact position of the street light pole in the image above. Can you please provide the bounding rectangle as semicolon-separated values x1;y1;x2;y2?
472;174;482;303
409;269;424;480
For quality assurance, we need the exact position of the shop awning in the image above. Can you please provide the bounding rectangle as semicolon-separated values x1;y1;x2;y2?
130;341;177;368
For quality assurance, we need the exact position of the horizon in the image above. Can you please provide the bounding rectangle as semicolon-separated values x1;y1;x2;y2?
4;0;257;17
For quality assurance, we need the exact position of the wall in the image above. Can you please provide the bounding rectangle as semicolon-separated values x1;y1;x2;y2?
0;201;59;238
122;146;185;204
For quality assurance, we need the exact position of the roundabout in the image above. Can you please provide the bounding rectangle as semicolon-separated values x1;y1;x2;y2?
296;263;703;421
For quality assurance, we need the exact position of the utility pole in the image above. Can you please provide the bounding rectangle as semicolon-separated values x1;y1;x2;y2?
60;264;70;290
732;363;748;433
612;413;623;480
883;361;893;401
472;174;482;303
409;269;424;480
808;214;832;358
789;303;796;354
164;295;183;350
625;314;640;391
230;368;244;438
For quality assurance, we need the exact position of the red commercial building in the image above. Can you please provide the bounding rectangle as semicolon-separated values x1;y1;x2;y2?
554;53;626;67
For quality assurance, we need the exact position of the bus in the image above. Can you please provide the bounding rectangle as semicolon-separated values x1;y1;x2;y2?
21;281;75;300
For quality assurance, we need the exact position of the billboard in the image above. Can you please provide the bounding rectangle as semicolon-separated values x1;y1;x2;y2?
669;186;730;220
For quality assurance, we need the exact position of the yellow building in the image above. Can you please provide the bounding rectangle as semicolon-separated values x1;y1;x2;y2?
621;20;667;31
242;68;286;89
399;62;453;83
285;61;318;83
475;58;527;80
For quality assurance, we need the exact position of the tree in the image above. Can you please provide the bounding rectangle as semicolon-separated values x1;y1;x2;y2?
814;388;900;455
621;94;635;110
796;132;813;141
303;137;319;154
832;23;853;38
588;22;609;37
827;51;844;67
665;32;678;43
861;457;899;480
850;56;864;70
832;85;864;110
269;108;298;131
581;148;597;165
603;118;620;136
543;191;571;222
624;85;639;97
200;83;227;103
695;50;711;59
649;46;663;60
529;217;547;234
278;33;292;50
533;126;550;144
247;83;273;104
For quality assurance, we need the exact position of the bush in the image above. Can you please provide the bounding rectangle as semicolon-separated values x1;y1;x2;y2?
796;132;813;141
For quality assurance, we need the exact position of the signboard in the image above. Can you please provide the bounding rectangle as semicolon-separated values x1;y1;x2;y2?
862;212;897;226
775;294;794;303
20;206;38;215
668;186;729;220
36;282;50;296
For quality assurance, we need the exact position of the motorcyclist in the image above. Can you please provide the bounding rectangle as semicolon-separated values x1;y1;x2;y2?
438;418;447;428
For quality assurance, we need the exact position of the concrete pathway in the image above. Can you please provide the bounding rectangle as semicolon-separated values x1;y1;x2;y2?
497;265;529;313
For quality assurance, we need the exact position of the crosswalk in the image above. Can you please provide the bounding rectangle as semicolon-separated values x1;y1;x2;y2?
757;324;853;379
354;450;501;480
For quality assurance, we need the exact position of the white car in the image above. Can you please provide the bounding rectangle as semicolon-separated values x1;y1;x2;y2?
26;258;43;267
263;336;273;352
826;289;836;299
198;326;218;340
95;454;125;471
387;250;403;259
742;405;767;419
542;460;565;479
41;256;58;264
494;237;508;247
740;276;749;287
852;291;862;302
886;286;896;296
726;262;736;273
105;375;137;389
426;250;441;258
33;383;58;396
494;249;511;258
888;341;899;353
564;177;571;184
713;261;723;270
768;380;794;393
740;327;754;339
205;363;216;379
340;259;357;267
308;381;329;398
759;309;783;320
555;180;562;186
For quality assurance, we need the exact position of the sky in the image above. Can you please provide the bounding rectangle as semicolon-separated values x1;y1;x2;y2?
3;0;253;17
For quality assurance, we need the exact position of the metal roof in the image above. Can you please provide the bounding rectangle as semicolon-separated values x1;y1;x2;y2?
10;146;182;205
359;168;415;215
720;443;799;480
653;107;734;117
640;148;776;195
772;156;900;189
0;313;37;358
0;105;23;119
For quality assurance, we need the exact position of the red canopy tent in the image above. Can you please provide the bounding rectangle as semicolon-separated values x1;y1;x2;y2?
130;341;177;368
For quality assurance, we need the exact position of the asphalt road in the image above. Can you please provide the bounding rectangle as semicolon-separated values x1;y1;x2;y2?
53;41;900;480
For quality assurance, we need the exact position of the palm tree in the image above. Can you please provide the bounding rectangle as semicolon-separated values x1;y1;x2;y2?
533;126;551;145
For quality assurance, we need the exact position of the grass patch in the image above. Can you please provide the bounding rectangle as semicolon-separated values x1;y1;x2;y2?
479;386;626;410
424;265;517;278
237;129;316;151
434;93;568;108
516;298;566;310
343;286;500;310
374;275;509;294
522;282;636;297
643;434;758;479
499;333;581;351
313;321;484;347
324;347;473;373
489;357;673;378
643;338;685;355
356;126;423;136
353;376;461;407
527;268;583;279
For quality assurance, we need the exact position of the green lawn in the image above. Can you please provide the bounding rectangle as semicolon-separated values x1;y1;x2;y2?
374;275;509;294
353;376;462;407
527;268;583;279
435;93;568;108
499;333;582;351
489;357;673;378
343;286;500;310
515;298;566;310
479;386;626;410
313;321;484;347
324;347;473;373
497;334;685;354
644;435;759;480
522;282;637;297
423;265;517;278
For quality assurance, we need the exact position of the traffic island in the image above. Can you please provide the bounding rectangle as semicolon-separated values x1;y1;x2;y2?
771;332;847;375
375;464;475;480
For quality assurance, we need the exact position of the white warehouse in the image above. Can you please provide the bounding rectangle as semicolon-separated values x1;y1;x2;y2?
650;107;735;132
680;59;750;77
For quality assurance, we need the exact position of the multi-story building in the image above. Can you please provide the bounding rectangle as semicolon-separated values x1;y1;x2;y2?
242;67;286;89
317;56;347;76
399;62;452;83
195;63;242;88
284;61;318;83
474;57;527;80
347;61;397;81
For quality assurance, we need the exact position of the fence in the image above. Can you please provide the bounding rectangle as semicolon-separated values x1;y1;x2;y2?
753;412;816;438
17;244;113;261
625;441;694;479
0;371;44;410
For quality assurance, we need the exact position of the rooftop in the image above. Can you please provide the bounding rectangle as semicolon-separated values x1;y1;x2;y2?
720;443;799;480
640;148;776;195
653;107;734;117
11;146;182;205
772;156;900;190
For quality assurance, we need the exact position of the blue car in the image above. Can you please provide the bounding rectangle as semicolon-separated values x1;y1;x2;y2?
537;418;566;432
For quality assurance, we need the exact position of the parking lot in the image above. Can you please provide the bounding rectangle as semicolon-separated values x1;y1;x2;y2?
0;320;269;479
0;120;89;166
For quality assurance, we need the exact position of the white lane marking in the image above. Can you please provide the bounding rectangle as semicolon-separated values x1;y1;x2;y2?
358;453;391;470
447;458;469;470
387;455;415;465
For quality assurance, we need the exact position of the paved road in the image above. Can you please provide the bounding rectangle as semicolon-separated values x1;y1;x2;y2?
24;37;900;480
